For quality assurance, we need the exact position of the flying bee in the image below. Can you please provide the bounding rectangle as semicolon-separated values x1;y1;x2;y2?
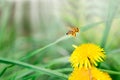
66;27;79;37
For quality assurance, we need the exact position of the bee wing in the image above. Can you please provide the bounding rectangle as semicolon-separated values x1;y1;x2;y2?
66;31;73;35
66;26;75;30
66;27;73;31
71;27;79;32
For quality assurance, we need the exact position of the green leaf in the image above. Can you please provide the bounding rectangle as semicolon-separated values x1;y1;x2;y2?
0;58;68;79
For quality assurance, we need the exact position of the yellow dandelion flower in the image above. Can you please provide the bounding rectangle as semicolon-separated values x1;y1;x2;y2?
68;67;112;80
70;43;105;68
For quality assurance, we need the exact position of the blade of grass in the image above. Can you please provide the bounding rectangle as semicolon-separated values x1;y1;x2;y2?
55;68;72;73
108;48;120;54
16;70;34;79
54;68;120;75
0;58;68;79
100;0;119;48
0;65;13;77
11;56;69;79
0;3;12;48
20;73;37;80
80;21;103;32
20;35;70;61
4;69;34;80
44;56;69;68
100;69;120;75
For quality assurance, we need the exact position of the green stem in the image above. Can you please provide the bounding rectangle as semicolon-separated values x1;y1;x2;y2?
100;69;120;75
0;65;14;76
80;21;103;32
20;36;70;61
0;4;12;47
100;22;112;48
0;58;68;79
101;0;118;48
108;48;120;54
54;68;120;75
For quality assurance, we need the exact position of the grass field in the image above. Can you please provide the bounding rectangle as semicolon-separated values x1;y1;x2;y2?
0;0;120;80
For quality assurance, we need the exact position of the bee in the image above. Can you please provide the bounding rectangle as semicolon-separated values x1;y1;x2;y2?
66;27;79;37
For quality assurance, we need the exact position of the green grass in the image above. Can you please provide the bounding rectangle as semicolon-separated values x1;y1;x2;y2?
0;0;120;80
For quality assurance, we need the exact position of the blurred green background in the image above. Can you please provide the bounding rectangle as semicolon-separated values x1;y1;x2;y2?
0;0;120;80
